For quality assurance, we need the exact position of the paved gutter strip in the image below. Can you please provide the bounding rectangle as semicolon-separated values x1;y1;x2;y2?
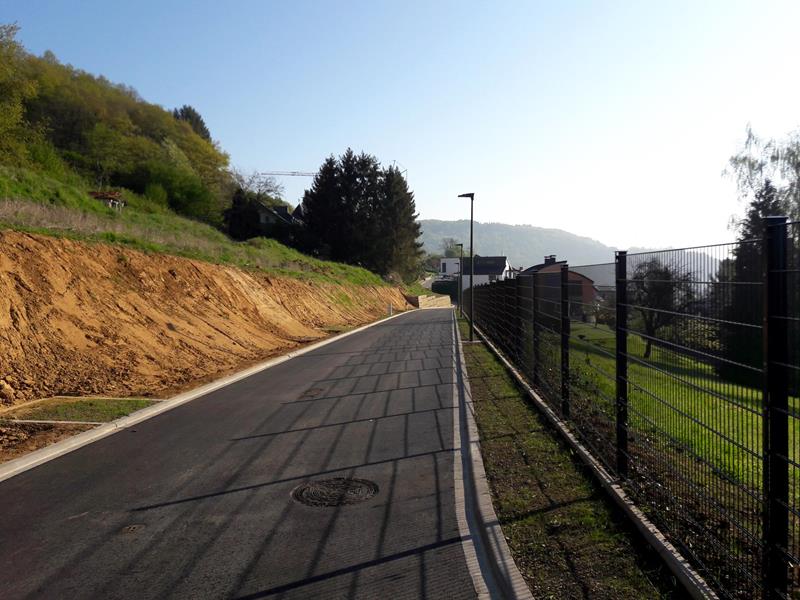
451;311;534;600
0;308;417;484
469;320;718;600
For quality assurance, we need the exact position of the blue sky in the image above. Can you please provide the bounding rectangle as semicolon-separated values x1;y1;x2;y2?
5;0;800;249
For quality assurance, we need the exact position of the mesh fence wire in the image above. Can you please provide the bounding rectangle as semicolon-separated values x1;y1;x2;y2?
464;226;799;599
623;243;765;597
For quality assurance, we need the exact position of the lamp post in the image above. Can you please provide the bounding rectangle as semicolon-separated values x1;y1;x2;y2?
458;193;475;341
455;243;464;317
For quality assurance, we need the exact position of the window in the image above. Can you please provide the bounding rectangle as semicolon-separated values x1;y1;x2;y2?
441;263;447;273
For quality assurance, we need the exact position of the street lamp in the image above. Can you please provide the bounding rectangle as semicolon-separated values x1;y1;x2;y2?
458;193;475;341
455;243;463;318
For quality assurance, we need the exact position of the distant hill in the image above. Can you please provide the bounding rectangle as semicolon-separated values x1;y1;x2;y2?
420;220;721;288
419;220;619;268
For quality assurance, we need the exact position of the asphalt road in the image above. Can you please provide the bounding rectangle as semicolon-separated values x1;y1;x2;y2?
0;308;479;599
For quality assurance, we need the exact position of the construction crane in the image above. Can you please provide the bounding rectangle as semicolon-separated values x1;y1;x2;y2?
262;161;407;180
260;171;315;177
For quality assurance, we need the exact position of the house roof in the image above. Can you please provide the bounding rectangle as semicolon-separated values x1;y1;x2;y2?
521;255;566;274
255;202;301;226
461;256;509;276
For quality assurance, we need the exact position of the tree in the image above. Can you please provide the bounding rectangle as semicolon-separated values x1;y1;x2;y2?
0;23;38;165
373;166;423;280
715;179;782;385
300;150;423;280
172;104;211;141
223;171;289;241
422;251;443;273
230;169;283;200
301;149;377;264
629;258;695;359
223;187;262;240
728;126;800;220
441;237;462;258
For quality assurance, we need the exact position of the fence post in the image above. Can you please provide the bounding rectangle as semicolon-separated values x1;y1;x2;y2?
515;276;522;362
532;273;540;386
615;251;629;477
763;216;789;599
561;264;570;417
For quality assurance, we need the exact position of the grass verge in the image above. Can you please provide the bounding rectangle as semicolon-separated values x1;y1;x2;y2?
457;317;683;599
4;397;155;423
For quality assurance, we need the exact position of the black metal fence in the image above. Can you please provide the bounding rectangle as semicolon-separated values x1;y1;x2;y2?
463;218;799;599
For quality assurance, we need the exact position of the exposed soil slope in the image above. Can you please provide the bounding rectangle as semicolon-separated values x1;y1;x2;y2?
0;231;409;404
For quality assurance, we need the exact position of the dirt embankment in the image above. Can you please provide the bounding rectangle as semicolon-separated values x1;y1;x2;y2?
0;231;410;405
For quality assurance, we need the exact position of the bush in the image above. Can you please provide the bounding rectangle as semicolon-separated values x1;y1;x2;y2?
118;161;215;222
144;182;168;207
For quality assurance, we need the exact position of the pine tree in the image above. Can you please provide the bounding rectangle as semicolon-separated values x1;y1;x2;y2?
223;187;261;240
300;155;344;259
375;166;423;280
300;150;422;280
716;179;782;385
172;104;211;141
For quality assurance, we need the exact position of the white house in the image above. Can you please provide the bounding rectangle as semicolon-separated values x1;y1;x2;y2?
439;256;513;290
439;257;461;277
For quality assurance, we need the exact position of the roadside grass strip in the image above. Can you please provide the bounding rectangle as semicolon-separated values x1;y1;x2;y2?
2;397;156;423
456;318;683;599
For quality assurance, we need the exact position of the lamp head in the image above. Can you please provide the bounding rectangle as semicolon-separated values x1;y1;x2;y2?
457;193;474;200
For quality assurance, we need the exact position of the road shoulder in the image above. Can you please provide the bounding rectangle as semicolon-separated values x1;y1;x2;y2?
451;311;534;600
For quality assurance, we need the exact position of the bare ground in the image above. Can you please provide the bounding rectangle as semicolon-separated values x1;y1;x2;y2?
0;421;94;463
0;230;410;406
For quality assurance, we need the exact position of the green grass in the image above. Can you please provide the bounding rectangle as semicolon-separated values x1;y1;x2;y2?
567;321;799;495
551;320;798;594
7;397;155;422
0;165;104;212
0;165;389;287
456;317;677;598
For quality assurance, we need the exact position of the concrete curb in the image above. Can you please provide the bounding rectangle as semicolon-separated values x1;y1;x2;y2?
0;308;417;484
470;321;718;600
451;311;533;600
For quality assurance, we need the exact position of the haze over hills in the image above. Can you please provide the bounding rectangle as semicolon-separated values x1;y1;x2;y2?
419;220;620;268
420;220;724;289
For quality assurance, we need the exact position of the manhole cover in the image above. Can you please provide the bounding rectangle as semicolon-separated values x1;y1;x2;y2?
300;387;325;399
291;478;379;507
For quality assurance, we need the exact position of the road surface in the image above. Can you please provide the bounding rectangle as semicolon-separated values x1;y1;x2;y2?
0;308;482;599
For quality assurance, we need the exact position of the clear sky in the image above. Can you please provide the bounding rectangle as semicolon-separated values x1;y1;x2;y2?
5;0;800;249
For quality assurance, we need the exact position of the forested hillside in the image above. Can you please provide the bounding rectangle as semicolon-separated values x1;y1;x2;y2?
0;24;424;284
420;219;618;268
0;24;232;225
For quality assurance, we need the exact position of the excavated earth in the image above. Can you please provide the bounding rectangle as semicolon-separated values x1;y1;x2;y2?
0;231;410;406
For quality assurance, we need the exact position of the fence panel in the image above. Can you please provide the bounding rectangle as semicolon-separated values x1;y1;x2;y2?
534;269;563;411
623;243;765;597
460;224;799;599
568;262;619;474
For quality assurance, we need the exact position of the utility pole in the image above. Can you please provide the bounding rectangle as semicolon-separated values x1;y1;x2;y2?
455;243;464;317
458;193;475;341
